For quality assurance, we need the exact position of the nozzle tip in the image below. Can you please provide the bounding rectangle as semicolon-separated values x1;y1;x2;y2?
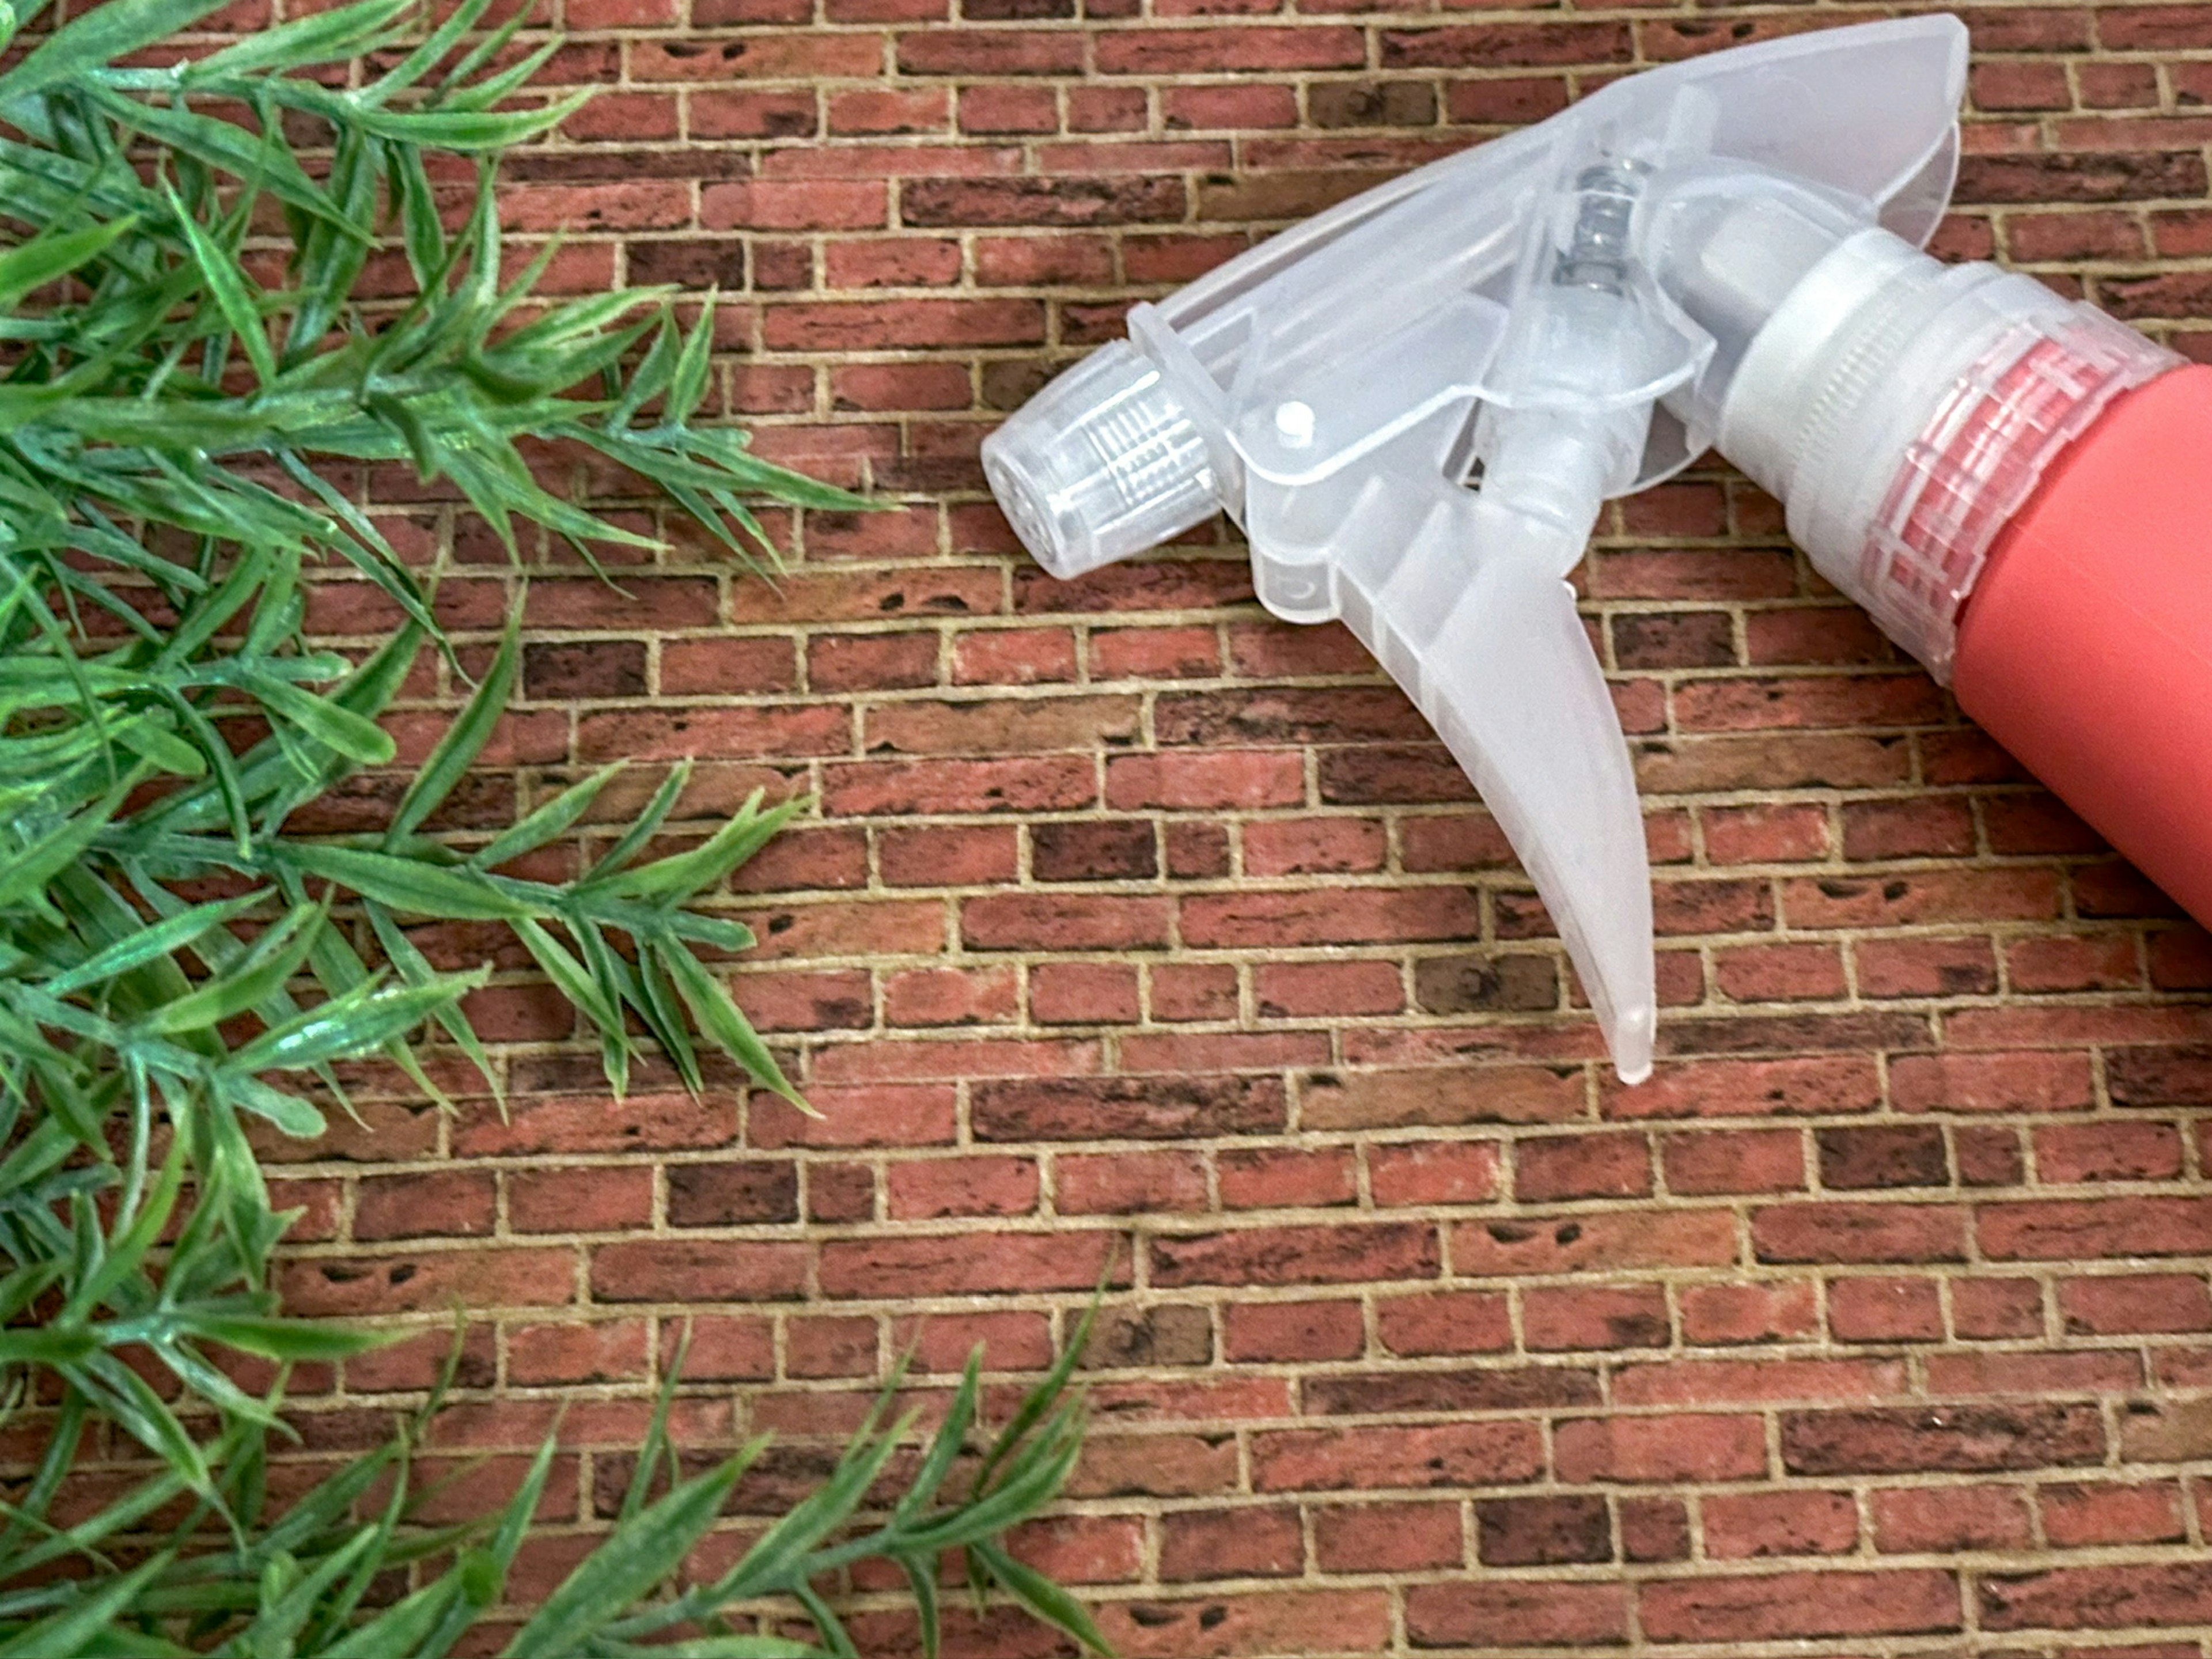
982;341;1220;581
1609;1002;1657;1086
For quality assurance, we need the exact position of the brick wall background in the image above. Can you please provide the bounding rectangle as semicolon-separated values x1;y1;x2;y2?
238;0;2212;1651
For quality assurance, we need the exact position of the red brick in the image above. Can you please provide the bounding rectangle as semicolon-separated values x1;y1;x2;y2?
1304;1065;1585;1130
1924;1350;2143;1397
1681;1281;1820;1345
1605;1056;1881;1121
1855;935;1999;998
1313;1501;1462;1573
877;824;1018;887
1872;1482;2035;1552
1450;1210;1738;1275
509;1320;652;1387
1620;1497;1692;1563
1703;1489;1858;1559
883;965;1020;1028
1252;960;1402;1018
1615;1358;1907;1407
1662;1128;1805;1195
354;1171;496;1241
1217;1146;1357;1210
2039;1480;2188;1546
1368;1141;1501;1207
1952;1275;2047;1340
1224;1300;1363;1363
1056;1150;1209;1215
1717;941;1849;1002
1980;1563;2212;1631
1374;1290;1512;1357
963;892;1171;951
1893;1051;2097;1113
1158;1505;1304;1581
817;1230;1120;1298
1782;1405;2107;1475
1639;1569;1962;1642
1752;1203;1969;1264
590;1240;808;1303
2036;1121;2184;1182
885;1156;1039;1220
1152;1223;1438;1288
1554;1414;1767;1483
953;627;1081;684
1828;1275;1946;1342
280;1250;575;1317
1029;961;1142;1025
1251;1422;1543;1492
1702;802;1831;863
2058;1273;2212;1334
670;1315;776;1382
1405;1581;1630;1648
1980;1197;2212;1260
1514;1131;1652;1201
509;1167;656;1234
1472;1494;1608;1566
1524;1284;1671;1351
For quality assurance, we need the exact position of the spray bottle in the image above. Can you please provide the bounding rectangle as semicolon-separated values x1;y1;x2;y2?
980;15;2205;1084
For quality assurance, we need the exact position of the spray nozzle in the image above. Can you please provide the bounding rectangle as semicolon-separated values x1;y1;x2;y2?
982;16;1974;1081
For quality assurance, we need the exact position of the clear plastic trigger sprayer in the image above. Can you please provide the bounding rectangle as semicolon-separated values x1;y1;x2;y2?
982;16;2165;1084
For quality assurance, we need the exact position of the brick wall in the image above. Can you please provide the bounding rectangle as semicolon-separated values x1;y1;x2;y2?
260;0;2212;1652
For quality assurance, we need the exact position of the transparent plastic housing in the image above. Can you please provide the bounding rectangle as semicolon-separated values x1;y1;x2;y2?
1687;222;2183;680
979;16;1977;1084
980;343;1216;580
1857;305;2180;677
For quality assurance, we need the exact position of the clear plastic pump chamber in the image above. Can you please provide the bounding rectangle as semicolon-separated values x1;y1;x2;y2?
981;16;2183;1084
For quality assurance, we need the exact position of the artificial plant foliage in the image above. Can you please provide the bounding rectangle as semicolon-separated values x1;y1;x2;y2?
0;0;1102;1650
1;1332;1106;1658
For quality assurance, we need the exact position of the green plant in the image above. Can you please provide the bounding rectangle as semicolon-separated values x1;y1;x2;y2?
0;0;1100;1650
1;1332;1105;1657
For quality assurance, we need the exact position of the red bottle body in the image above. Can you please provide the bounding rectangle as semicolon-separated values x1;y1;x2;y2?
1953;363;2212;927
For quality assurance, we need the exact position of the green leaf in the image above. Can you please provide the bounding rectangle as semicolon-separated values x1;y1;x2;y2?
65;1130;186;1318
512;918;624;1043
604;789;804;903
499;1457;749;1657
229;973;486;1074
973;1296;1101;1502
600;1643;821;1659
240;670;396;766
969;1541;1112;1656
0;0;232;105
283;843;544;922
79;1353;214;1499
363;900;499;1105
470;762;622;870
667;294;717;423
40;892;262;997
389;612;517;845
0;781;133;915
894;1351;980;1527
586;760;692;881
162;182;278;389
0;1552;169;1656
180;0;408;80
661;944;804;1108
142;902;320;1035
0;217;134;310
219;1073;328;1135
189;1313;383;1361
93;88;349;233
903;1554;944;1659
